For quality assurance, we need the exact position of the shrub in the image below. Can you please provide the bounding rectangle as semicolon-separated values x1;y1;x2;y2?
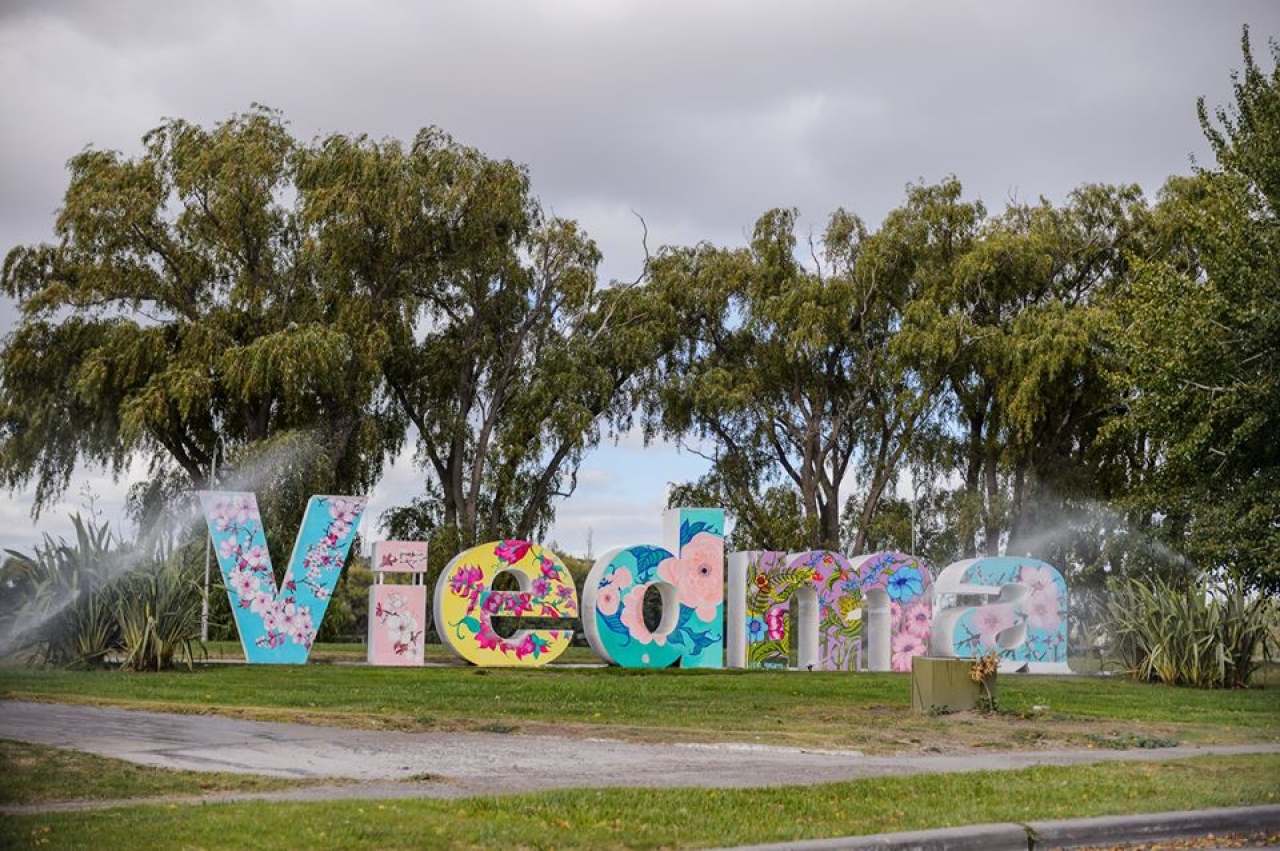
0;516;202;670
1;516;122;666
115;559;201;671
1104;575;1275;688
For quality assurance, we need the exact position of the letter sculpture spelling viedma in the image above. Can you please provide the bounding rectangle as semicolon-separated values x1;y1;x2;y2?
434;540;579;667
198;492;365;664
930;557;1070;673
583;508;725;668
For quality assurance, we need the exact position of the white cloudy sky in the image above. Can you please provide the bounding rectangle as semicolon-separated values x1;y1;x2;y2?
1;1;1276;557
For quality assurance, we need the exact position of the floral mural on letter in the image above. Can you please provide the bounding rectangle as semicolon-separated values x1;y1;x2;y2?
949;557;1068;663
198;492;365;664
745;550;933;672
586;508;725;669
435;540;578;667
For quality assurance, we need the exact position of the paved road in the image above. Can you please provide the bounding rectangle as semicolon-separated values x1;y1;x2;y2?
4;699;1278;803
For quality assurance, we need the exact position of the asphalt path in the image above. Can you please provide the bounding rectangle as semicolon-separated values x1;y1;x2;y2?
3;699;1278;807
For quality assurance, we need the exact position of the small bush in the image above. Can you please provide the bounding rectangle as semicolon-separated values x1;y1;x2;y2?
115;561;201;671
1104;575;1275;688
1;516;202;670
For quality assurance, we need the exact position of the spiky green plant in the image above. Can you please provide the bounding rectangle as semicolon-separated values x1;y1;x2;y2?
1;516;123;666
114;560;201;672
1105;575;1275;688
1;515;203;670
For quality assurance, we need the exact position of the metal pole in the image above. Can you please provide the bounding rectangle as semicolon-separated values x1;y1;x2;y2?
910;468;921;556
201;443;216;643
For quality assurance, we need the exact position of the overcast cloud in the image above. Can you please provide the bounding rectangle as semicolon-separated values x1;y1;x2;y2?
1;1;1276;554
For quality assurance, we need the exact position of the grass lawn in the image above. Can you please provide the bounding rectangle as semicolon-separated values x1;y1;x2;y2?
1;754;1276;850
2;661;1277;753
0;740;334;805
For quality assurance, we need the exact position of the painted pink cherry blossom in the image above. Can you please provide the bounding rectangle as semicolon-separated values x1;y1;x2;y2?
232;496;256;526
619;584;666;646
231;569;260;600
1018;564;1062;601
243;545;270;570
596;566;634;617
973;605;1017;651
1023;595;1062;631
597;585;622;616
250;592;274;616
902;599;932;638
891;630;927;672
327;498;363;524
218;537;239;561
657;531;723;621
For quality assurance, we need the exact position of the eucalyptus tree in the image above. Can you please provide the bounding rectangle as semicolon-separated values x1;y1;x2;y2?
0;108;400;526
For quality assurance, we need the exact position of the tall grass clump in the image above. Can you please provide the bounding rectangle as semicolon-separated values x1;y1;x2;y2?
1104;575;1275;688
113;557;202;672
0;516;201;670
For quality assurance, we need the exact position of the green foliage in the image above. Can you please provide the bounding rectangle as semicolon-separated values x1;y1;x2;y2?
0;106;401;545
651;198;960;552
1104;576;1275;688
0;516;201;670
301;131;666;547
2;107;657;556
1;516;123;666
114;560;202;672
1110;29;1280;592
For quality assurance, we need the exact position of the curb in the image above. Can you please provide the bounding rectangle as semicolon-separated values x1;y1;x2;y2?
1028;804;1280;848
710;804;1280;850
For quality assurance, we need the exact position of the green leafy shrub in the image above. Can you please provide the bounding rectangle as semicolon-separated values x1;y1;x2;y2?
1104;575;1275;688
114;560;201;672
1;516;123;666
1;516;202;670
